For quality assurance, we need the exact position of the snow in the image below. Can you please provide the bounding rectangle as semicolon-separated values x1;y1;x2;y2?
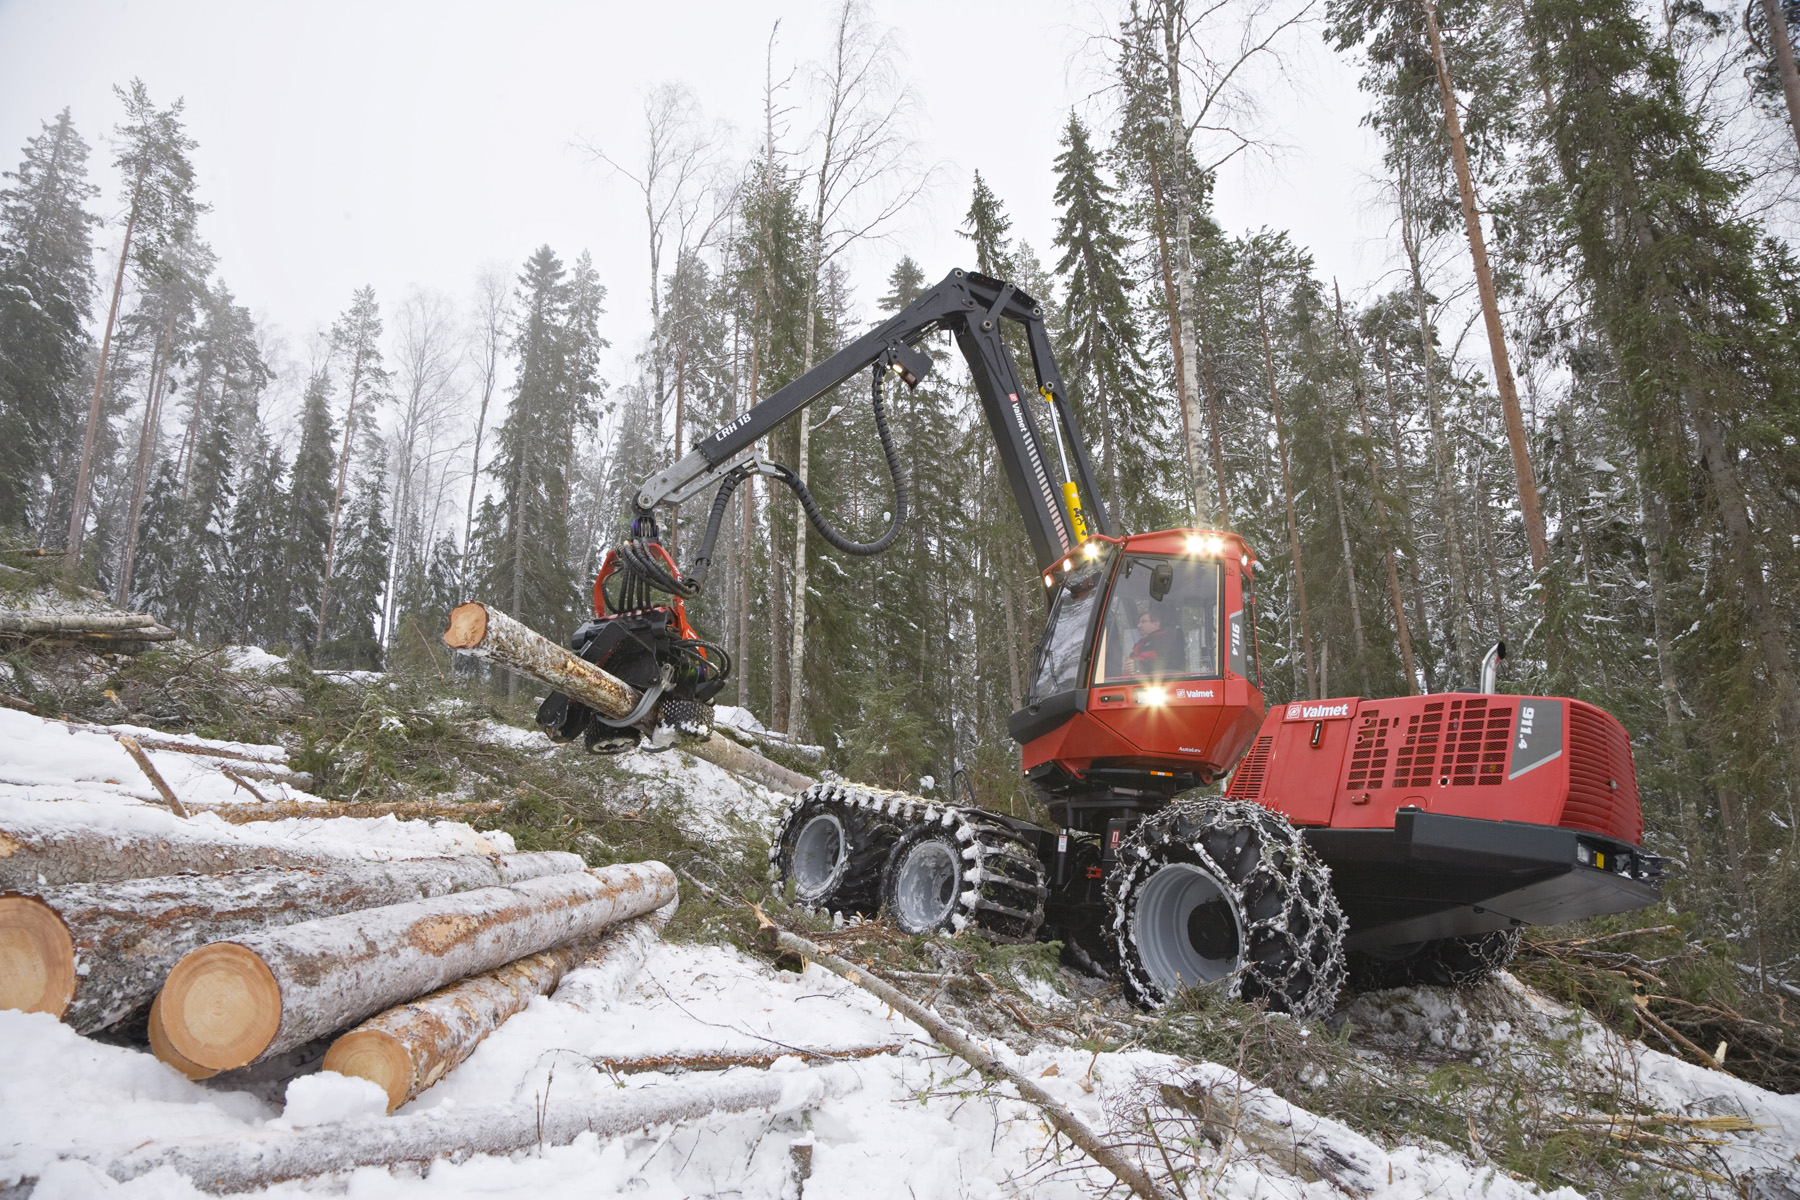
608;743;788;843
273;1073;389;1129
222;646;287;676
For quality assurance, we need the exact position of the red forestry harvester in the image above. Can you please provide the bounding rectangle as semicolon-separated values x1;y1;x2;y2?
544;268;1661;1016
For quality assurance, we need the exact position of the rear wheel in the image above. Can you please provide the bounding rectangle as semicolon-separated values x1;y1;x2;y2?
1109;798;1346;1018
769;786;901;917
1349;930;1520;990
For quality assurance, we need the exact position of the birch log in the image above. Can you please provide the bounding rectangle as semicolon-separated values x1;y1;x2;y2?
443;601;815;794
325;926;618;1110
0;610;154;634
157;862;677;1071
2;851;583;1032
106;1064;859;1193
0;810;510;890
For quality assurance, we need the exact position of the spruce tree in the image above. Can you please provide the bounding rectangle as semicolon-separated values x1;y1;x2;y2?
0;109;98;533
285;371;337;650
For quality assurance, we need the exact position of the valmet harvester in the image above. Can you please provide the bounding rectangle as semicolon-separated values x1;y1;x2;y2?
547;268;1662;1016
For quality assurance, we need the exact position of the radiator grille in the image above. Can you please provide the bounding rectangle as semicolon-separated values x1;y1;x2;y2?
1226;735;1274;800
1563;703;1641;842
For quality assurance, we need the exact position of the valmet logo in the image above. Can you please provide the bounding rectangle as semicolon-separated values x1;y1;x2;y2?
1284;701;1353;721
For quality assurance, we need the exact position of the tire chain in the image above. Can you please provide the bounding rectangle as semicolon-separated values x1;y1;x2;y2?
1108;798;1347;1018
768;781;1047;941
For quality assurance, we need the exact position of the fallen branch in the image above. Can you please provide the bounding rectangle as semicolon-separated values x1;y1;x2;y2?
761;920;1173;1200
217;767;269;803
105;1063;861;1193
596;1042;903;1074
444;601;815;794
116;735;189;817
157;862;677;1071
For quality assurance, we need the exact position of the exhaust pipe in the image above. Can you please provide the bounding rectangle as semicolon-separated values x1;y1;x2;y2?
1480;642;1506;694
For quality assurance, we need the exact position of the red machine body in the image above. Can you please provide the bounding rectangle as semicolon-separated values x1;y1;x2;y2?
1223;692;1642;845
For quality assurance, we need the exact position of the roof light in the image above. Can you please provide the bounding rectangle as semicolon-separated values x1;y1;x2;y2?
1044;574;1055;589
1062;557;1072;571
1205;536;1226;555
1083;541;1100;560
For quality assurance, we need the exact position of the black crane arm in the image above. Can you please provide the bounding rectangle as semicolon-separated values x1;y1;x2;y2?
631;268;1112;592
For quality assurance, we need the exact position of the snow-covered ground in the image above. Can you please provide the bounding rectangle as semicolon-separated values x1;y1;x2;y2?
5;706;1799;1197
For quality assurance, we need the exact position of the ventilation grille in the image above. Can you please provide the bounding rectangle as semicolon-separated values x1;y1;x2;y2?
1563;703;1640;842
1346;709;1391;790
1226;735;1274;800
1383;698;1513;792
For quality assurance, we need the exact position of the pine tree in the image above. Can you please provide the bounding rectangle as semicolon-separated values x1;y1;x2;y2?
0;108;98;534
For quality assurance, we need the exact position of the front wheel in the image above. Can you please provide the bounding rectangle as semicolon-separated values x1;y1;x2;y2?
1108;798;1346;1018
769;786;901;917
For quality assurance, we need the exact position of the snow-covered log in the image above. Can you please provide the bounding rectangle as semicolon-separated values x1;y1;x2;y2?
443;601;815;793
157;862;677;1071
0;817;347;890
106;1063;859;1193
324;926;623;1110
1;851;583;1032
552;901;674;1013
197;798;500;824
596;1043;903;1074
0;610;154;634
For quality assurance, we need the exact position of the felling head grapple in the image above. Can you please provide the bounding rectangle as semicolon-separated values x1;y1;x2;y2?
561;265;1662;1014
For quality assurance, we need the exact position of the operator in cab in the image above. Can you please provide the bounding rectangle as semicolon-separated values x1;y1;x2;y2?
1125;608;1184;677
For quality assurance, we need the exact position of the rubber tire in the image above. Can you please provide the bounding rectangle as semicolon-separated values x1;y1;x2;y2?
878;811;1047;943
1109;798;1346;1018
881;824;967;935
1349;929;1521;991
771;793;900;918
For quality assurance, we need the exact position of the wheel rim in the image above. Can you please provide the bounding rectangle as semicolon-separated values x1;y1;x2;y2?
892;838;961;932
790;813;846;900
1133;862;1244;995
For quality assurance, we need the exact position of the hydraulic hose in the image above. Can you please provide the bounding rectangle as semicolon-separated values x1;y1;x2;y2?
771;365;910;557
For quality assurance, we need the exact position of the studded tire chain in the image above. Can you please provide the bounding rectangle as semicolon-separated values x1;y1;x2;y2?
768;782;1047;943
1348;929;1523;992
1107;798;1348;1019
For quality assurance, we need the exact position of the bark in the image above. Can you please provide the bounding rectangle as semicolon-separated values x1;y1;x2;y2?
1420;0;1549;577
444;601;816;793
1637;482;1702;856
766;925;1173;1200
552;903;675;1013
597;1043;902;1074
117;310;177;606
1161;8;1213;526
198;798;500;824
1324;433;1371;696
1380;341;1437;692
324;925;623;1110
105;1063;860;1193
1146;156;1203;520
0;611;155;633
1253;271;1316;698
156;861;678;1071
67;186;141;562
4;851;580;1033
1760;0;1800;164
316;343;372;654
117;735;189;817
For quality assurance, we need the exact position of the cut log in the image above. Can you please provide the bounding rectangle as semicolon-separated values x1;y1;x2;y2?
5;850;584;1032
553;902;674;1013
0;610;154;634
158;862;677;1070
0;892;74;1015
325;927;618;1110
444;601;815;794
149;992;218;1080
0;808;512;890
195;798;501;824
106;1063;858;1193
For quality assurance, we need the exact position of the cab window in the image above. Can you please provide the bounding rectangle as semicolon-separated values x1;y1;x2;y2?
1093;556;1221;684
1028;558;1105;701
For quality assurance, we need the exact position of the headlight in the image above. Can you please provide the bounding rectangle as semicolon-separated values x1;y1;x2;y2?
1134;686;1168;706
1205;536;1226;555
1083;541;1100;560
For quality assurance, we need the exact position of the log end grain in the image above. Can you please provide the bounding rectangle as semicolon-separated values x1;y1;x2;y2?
0;894;75;1016
321;1028;413;1112
442;603;489;650
159;942;281;1071
148;993;219;1081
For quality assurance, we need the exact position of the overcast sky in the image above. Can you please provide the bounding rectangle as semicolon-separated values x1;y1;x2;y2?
0;0;1390;399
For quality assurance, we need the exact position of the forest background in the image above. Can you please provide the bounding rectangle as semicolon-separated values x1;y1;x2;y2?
6;0;1800;987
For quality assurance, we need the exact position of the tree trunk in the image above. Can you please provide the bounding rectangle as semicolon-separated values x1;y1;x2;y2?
116;310;176;606
316;356;368;654
1420;0;1549;577
1;852;580;1033
1637;480;1703;860
324;922;633;1110
1145;156;1201;521
0;611;154;633
1761;0;1800;163
1324;432;1371;696
552;903;673;1013
1345;307;1418;692
1161;7;1213;527
1380;341;1436;692
67;186;141;563
443;600;816;793
156;862;677;1071
1253;273;1316;698
106;1063;860;1193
